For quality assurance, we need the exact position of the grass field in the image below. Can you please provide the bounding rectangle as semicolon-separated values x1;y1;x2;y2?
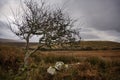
39;50;120;58
0;41;120;50
0;41;120;80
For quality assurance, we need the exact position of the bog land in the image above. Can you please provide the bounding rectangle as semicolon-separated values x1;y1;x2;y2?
0;39;120;80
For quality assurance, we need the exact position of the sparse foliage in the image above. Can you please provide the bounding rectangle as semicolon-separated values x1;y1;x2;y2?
9;0;81;73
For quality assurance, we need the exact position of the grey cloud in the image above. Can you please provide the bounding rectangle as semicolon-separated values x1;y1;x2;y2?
0;0;120;42
0;20;8;29
68;0;120;32
0;20;16;39
80;28;100;40
105;30;120;39
81;33;100;40
81;28;92;32
0;0;9;9
0;20;8;36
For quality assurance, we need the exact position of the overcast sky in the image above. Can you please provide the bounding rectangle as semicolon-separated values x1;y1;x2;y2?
0;0;120;42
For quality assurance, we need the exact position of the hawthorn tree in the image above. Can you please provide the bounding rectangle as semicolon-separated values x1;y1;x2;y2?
9;0;81;68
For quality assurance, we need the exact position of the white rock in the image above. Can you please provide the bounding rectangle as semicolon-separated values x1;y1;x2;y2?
47;66;56;75
64;64;69;69
77;62;80;65
54;61;64;71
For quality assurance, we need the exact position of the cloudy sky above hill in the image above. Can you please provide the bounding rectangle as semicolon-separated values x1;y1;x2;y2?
0;0;120;42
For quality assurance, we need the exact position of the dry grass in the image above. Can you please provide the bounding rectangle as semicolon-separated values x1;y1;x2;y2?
0;44;120;80
38;50;120;59
0;45;24;71
1;41;120;50
80;41;120;50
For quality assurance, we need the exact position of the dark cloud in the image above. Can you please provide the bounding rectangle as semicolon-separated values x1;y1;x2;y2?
0;0;120;42
71;0;120;32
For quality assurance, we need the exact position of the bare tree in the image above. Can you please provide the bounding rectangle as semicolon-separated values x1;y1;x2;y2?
9;0;81;68
39;8;81;49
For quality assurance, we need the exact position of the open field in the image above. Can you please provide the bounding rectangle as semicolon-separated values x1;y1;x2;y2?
0;41;120;80
40;50;120;58
0;38;120;50
0;41;120;51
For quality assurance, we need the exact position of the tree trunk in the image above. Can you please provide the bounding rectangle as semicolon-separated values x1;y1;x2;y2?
24;52;30;67
26;37;29;52
24;35;30;67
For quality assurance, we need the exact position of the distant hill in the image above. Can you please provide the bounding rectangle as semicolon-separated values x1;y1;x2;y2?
0;38;36;48
0;38;21;42
80;41;120;50
0;38;120;50
0;38;26;47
